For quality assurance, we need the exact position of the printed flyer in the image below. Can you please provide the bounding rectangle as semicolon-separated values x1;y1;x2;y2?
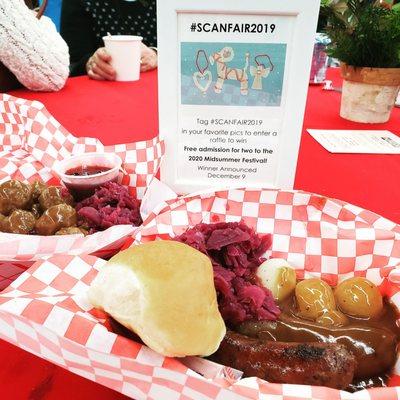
177;13;293;187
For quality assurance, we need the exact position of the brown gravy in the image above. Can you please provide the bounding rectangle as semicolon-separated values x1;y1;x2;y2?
107;295;399;391
237;296;400;391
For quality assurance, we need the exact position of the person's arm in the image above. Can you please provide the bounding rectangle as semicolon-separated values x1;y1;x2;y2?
60;0;96;76
0;0;69;91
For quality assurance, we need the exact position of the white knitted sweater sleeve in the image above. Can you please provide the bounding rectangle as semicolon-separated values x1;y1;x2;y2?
0;0;70;92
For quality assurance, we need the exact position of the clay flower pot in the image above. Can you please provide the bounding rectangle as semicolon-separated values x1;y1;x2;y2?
340;63;400;123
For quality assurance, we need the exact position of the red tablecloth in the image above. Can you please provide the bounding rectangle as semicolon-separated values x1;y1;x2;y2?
1;68;399;399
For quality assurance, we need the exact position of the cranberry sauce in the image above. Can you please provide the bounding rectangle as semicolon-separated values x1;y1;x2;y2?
65;165;112;177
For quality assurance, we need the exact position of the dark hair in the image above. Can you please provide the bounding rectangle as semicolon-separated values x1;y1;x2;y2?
24;0;40;8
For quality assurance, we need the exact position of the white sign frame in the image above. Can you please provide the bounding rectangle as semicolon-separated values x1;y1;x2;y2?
158;0;320;194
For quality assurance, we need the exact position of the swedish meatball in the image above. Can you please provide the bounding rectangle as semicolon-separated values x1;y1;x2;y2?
35;204;77;236
31;203;41;219
55;227;86;235
31;181;47;201
0;180;33;215
0;210;36;234
39;186;74;211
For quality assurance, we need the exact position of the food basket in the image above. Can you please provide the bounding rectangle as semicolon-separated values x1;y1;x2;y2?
0;94;164;290
0;188;399;399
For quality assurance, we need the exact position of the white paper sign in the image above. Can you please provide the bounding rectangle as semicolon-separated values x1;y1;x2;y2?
307;129;400;154
158;0;320;194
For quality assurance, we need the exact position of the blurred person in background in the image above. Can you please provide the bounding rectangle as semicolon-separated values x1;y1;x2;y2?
0;0;69;91
61;0;157;80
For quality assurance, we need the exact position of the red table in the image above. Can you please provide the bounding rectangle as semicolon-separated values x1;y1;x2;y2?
1;68;399;399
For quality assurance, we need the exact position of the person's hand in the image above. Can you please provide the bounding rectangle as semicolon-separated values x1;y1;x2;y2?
86;48;116;81
140;43;158;72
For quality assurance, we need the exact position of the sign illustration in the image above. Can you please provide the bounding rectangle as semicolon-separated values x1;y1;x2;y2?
210;46;250;95
193;50;212;95
250;54;274;90
181;42;286;107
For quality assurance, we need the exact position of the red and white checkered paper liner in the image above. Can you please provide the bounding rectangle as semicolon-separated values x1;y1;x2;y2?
0;94;164;283
1;188;400;399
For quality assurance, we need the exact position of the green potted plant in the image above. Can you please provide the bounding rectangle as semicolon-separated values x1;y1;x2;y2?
322;0;400;123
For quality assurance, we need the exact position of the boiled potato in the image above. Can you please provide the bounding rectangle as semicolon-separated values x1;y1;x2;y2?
257;258;297;301
295;278;336;320
334;277;383;318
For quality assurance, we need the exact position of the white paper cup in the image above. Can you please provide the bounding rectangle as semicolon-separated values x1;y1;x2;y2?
103;35;143;82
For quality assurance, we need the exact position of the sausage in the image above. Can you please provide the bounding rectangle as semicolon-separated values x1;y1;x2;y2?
237;316;397;379
210;331;356;390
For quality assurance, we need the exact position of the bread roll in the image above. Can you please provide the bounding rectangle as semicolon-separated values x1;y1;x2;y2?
88;240;226;357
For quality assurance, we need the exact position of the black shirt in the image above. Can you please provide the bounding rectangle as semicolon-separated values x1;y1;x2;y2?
61;0;157;76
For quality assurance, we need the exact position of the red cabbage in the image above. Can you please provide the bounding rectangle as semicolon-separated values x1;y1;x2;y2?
175;221;280;326
76;182;142;233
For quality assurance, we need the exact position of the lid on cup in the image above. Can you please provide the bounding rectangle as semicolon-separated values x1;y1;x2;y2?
103;35;143;42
